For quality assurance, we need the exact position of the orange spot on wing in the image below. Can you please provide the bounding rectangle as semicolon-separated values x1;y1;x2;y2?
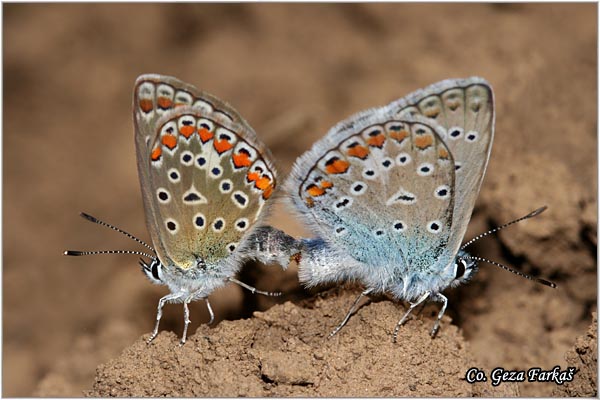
347;145;369;159
179;125;195;138
320;180;333;189
415;135;434;150
157;96;173;109
255;176;272;190
151;146;162;161
305;197;315;208
325;158;350;174
367;133;385;148
306;184;326;197
262;184;274;199
139;99;153;113
390;130;409;143
161;134;177;149
438;148;449;159
232;151;252;168
198;128;214;143
214;139;233;154
247;171;260;183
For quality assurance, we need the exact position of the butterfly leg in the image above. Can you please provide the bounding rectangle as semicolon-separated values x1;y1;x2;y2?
205;298;215;325
429;293;448;338
180;297;193;346
392;291;430;343
228;277;282;296
329;288;373;338
148;293;181;344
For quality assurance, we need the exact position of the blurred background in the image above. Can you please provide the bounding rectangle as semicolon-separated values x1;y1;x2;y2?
4;3;596;396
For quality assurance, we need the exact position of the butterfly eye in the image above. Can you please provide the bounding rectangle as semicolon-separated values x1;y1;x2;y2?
140;258;163;284
151;260;161;281
455;258;467;279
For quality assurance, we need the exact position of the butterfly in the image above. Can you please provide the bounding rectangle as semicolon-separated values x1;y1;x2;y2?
283;77;555;340
66;74;293;344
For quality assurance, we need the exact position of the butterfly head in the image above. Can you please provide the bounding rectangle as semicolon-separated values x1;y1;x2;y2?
140;257;165;285
448;249;478;289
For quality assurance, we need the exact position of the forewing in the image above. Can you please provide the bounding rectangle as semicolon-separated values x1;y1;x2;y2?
133;75;275;268
392;77;494;254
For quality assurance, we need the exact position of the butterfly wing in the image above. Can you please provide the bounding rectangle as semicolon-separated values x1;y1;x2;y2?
391;77;494;256
288;77;493;286
287;109;456;274
133;75;276;269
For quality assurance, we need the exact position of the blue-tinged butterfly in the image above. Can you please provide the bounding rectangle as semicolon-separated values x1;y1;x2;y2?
65;74;294;344
283;77;555;340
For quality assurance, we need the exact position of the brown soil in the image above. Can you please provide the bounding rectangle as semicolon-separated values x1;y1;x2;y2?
553;313;597;397
4;3;597;397
85;291;518;397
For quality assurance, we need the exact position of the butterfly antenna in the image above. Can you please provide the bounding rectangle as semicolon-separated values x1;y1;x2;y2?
465;255;556;288
77;212;155;251
64;249;156;259
461;206;547;250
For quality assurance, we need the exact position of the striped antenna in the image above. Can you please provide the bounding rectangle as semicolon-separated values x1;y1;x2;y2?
64;212;155;259
77;212;155;251
466;255;556;288
461;206;547;250
64;249;155;259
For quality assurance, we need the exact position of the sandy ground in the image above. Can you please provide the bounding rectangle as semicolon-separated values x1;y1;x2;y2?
4;3;597;397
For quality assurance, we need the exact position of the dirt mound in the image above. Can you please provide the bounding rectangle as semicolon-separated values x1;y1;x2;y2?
87;291;517;397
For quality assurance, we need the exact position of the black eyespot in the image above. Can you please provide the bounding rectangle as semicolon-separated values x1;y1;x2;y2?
438;189;448;196
353;184;364;192
421;166;430;173
167;221;177;231
467;133;476;141
200;122;211;130
455;258;467;279
234;193;247;206
195;216;205;227
335;227;345;234
375;230;384;236
170;171;179;180
365;170;375;176
183;154;192;162
382;160;392;167
214;219;224;230
228;244;236;252
221;182;231;191
430;222;439;231
237;220;247;228
158;191;169;201
394;222;404;230
450;130;461;137
197;157;206;166
183;193;201;202
335;198;350;208
211;167;221;176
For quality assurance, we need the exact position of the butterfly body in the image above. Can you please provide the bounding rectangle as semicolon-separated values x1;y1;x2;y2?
286;77;493;336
